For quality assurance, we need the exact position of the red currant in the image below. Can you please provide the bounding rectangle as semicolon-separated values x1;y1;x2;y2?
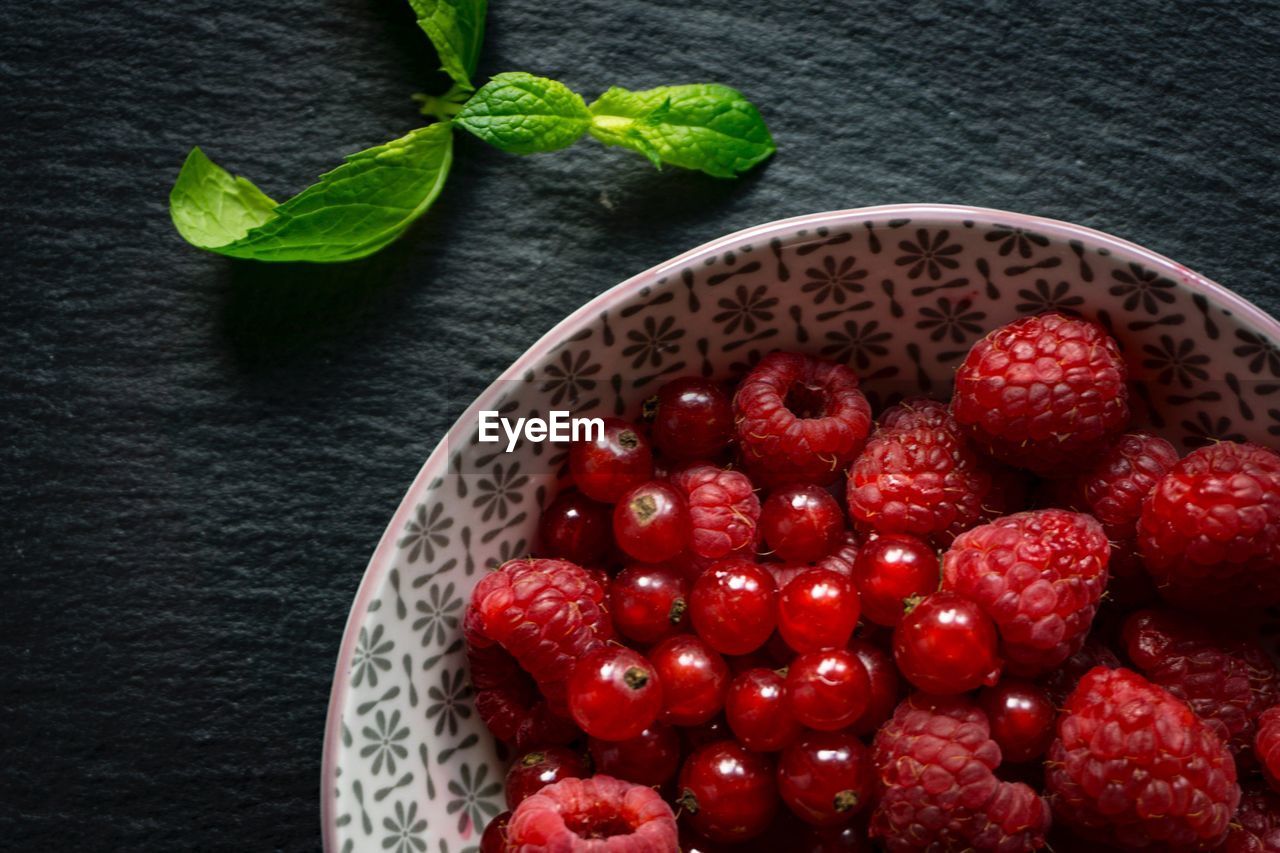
503;747;588;809
893;591;1002;694
689;559;777;655
846;638;900;737
608;563;689;644
567;646;662;741
777;568;860;653
725;667;802;751
479;811;511;853
761;485;845;563
651;377;734;462
588;722;682;787
852;533;939;626
569;417;653;503
648;634;728;726
681;715;731;752
613;481;689;563
785;649;871;731
977;678;1056;763
778;731;873;827
537;490;612;565
678;740;778;843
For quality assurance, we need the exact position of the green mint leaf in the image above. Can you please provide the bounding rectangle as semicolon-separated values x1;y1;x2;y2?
454;72;590;154
407;0;487;88
170;124;454;263
588;84;775;178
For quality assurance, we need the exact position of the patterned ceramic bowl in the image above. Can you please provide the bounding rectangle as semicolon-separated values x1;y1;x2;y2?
322;204;1280;853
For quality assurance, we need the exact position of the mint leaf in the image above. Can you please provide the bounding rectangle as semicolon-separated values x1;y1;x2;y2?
588;84;775;178
170;124;454;263
455;72;590;154
407;0;487;89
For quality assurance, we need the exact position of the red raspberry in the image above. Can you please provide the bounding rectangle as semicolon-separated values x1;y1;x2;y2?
870;694;1050;852
1257;706;1280;793
1064;432;1180;539
505;774;678;850
813;531;860;577
1122;608;1280;761
734;351;872;488
467;558;613;710
1047;666;1240;848
848;398;1002;543
1138;442;1280;611
467;643;579;750
942;509;1110;676
1039;636;1121;705
951;313;1130;476
1219;782;1280;853
669;464;761;561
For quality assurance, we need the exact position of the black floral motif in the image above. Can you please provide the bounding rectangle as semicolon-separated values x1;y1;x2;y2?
1142;335;1210;389
985;226;1049;258
801;256;867;304
446;763;502;836
541;350;601;406
382;801;427;853
413;582;462;647
473;463;527;522
895;229;962;280
398;503;452;564
351;625;394;688
426;667;472;737
916;297;985;344
622;316;684;369
1180;412;1246;449
361;709;410;775
1110;263;1177;315
1234;329;1280;377
821;320;892;370
713;285;778;335
1016;279;1083;315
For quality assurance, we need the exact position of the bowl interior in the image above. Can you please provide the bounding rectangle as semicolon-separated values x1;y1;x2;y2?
324;206;1280;852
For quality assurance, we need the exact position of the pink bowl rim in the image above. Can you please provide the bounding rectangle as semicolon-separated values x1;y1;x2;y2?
319;202;1280;851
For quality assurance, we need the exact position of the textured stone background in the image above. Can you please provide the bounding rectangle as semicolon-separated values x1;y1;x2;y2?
1;0;1277;849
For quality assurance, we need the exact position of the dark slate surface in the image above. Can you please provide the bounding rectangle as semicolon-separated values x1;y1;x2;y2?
2;0;1277;849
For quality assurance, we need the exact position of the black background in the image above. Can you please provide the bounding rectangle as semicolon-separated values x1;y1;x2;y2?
2;0;1278;849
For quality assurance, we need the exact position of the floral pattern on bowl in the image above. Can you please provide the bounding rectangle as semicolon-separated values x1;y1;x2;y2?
322;204;1280;853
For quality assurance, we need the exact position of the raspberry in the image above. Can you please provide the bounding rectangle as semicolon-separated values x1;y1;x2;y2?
1047;666;1240;848
468;643;580;750
942;509;1110;676
1137;442;1280;611
848;398;1001;543
505;774;678;850
1219;782;1280;853
734;351;872;488
1065;432;1180;540
1257;706;1280;793
669;464;761;561
951;313;1129;476
1122;608;1280;761
467;558;613;710
870;694;1050;852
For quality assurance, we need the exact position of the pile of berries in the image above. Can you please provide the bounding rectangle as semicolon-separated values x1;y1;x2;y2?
463;313;1280;852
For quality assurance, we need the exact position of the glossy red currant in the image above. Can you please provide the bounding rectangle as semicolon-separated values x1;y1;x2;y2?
893;591;1002;694
777;568;861;653
761;485;845;563
647;633;728;726
778;731;873;827
689;559;777;655
977;678;1056;763
479;811;510;853
613;481;689;563
588;722;682;787
537;490;613;565
569;417;653;503
852;533;939;626
680;715;731;752
503;747;588;809
567;646;662;741
725;667;802;752
846;638;900;737
678;740;778;843
651;376;734;462
785;649;871;731
608;563;689;644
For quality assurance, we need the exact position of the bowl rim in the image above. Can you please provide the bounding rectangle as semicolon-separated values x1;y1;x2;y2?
319;202;1280;851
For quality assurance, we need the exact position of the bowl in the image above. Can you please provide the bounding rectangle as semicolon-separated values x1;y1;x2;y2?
321;204;1280;852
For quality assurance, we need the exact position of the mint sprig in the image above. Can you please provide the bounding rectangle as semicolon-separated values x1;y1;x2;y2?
170;3;774;264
